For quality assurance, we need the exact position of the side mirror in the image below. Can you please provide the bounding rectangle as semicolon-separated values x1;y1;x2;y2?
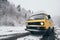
48;15;51;19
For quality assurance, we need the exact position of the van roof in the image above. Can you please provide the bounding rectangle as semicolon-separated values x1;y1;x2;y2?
32;13;48;16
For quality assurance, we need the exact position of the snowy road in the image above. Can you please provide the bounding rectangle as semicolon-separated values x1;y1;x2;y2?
0;25;60;40
0;26;30;40
17;32;54;40
17;33;43;40
17;25;60;40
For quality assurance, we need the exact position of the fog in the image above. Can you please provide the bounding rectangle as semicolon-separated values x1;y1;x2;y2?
8;0;60;16
6;0;60;27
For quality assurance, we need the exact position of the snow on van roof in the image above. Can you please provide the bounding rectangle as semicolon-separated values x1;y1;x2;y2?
32;13;48;16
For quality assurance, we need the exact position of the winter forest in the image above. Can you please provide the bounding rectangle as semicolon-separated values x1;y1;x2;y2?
0;0;33;26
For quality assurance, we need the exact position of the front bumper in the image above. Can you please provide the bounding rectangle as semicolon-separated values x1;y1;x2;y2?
26;25;47;32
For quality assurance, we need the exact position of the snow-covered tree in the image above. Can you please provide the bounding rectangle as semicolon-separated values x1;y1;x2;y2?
0;0;32;26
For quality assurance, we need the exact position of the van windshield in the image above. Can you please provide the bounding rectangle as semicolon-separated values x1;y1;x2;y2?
29;15;44;20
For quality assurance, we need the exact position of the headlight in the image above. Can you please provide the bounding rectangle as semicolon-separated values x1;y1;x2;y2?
40;22;44;25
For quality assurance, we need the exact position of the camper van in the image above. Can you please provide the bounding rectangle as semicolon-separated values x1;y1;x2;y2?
25;13;54;35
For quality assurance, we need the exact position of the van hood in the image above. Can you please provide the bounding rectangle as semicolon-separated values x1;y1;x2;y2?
26;20;45;22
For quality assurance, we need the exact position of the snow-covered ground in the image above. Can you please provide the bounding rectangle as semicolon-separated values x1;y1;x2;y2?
17;35;42;40
17;25;60;40
54;25;60;40
0;26;27;35
0;26;29;39
0;25;60;40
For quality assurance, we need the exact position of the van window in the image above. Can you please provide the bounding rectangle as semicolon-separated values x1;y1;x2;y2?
29;15;44;20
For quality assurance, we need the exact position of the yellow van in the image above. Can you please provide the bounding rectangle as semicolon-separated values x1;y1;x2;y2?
25;13;54;34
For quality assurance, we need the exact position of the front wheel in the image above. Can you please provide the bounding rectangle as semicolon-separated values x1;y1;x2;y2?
44;27;54;36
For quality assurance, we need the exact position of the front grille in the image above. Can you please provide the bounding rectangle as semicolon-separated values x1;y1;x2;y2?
27;27;37;29
28;22;40;25
27;27;45;30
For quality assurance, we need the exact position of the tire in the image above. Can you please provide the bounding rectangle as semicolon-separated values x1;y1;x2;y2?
42;27;55;40
44;27;51;36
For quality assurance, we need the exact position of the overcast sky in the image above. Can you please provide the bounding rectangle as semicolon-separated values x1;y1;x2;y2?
8;0;60;16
